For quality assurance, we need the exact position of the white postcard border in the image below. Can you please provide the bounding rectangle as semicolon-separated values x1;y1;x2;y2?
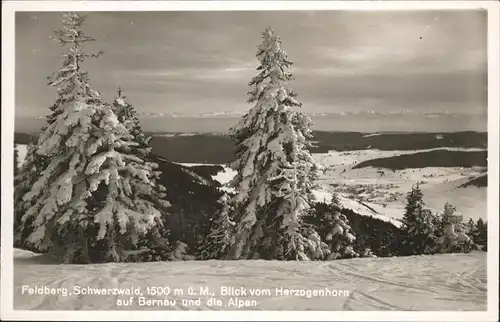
1;1;498;321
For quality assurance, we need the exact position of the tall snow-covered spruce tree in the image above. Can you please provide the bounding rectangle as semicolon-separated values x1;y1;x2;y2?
111;87;173;259
226;27;324;261
111;87;169;213
14;12;104;240
14;143;42;243
16;12;169;264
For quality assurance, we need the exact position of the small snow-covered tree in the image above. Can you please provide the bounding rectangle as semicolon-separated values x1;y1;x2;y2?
434;202;457;237
360;248;377;258
400;184;438;255
16;12;169;263
169;241;195;261
471;218;487;251
226;27;322;261
330;191;341;206
465;218;476;236
441;202;462;226
320;195;358;260
435;203;475;253
198;194;235;259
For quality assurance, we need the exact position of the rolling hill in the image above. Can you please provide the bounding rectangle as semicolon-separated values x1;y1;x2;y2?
15;131;487;165
352;149;487;170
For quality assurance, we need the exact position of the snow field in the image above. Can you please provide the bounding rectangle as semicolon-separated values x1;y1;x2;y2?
12;249;486;311
196;148;486;226
314;149;484;204
179;163;237;186
211;167;237;186
314;149;487;222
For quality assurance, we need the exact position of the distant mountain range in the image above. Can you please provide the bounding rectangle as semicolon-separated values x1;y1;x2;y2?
135;110;484;119
15;130;488;165
15;111;487;133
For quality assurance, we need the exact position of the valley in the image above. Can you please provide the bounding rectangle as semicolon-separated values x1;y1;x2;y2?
15;130;488;225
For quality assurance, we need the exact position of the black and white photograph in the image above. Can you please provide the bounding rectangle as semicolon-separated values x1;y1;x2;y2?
1;1;499;321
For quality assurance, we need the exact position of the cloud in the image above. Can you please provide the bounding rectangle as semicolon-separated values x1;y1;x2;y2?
14;10;487;132
121;65;255;82
306;38;485;77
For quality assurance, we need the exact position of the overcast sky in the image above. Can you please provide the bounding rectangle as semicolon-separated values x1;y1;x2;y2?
15;10;487;129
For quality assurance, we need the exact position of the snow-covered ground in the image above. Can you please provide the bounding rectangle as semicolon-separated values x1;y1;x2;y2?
311;190;403;227
9;146;488;313
179;163;237;187
156;133;197;137
312;149;487;222
362;133;382;138
212;167;237;186
11;248;486;311
196;148;486;225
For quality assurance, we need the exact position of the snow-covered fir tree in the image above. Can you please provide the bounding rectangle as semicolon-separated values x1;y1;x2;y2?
435;203;475;253
226;27;323;261
15;142;51;245
434;202;459;236
441;203;462;226
400;184;438;255
110;87;174;260
16;12;170;263
471;218;488;251
360;248;377;258
465;218;476;236
112;89;170;211
14;12;103;240
198;194;235;259
169;241;196;261
318;195;358;260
